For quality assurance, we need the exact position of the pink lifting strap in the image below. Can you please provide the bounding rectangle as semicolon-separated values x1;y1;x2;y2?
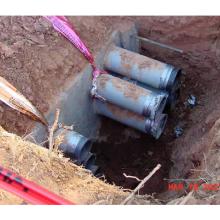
44;16;104;78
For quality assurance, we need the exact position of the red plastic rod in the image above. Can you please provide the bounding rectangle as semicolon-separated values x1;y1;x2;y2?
0;165;74;205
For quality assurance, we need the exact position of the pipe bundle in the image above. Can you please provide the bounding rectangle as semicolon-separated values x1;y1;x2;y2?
92;44;181;139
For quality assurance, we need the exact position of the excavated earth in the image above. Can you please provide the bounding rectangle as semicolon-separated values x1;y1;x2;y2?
1;16;220;204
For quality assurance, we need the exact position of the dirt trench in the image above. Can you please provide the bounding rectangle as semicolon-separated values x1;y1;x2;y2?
1;16;220;204
92;16;220;199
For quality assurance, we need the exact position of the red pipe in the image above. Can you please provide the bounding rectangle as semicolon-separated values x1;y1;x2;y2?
0;165;74;205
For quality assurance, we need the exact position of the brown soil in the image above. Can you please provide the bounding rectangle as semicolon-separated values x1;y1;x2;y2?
92;16;220;199
138;17;220;198
0;16;117;135
1;16;220;204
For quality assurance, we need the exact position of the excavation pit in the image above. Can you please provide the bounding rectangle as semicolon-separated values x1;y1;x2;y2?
1;17;220;204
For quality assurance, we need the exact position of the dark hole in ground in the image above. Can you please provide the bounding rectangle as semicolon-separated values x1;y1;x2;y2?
92;116;174;195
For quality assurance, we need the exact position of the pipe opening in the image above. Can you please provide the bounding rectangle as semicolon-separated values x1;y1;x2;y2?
84;154;96;169
78;139;92;162
165;69;182;111
165;87;181;112
166;68;182;93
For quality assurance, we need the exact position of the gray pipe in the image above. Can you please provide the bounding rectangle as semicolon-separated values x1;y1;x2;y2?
93;99;167;139
54;128;92;164
104;45;181;92
54;129;98;174
95;74;167;120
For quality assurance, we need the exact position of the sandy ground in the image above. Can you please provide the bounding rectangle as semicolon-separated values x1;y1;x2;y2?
0;126;127;204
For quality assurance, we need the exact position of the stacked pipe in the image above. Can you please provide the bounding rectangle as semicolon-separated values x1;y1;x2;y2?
92;44;181;139
54;128;99;175
104;45;181;109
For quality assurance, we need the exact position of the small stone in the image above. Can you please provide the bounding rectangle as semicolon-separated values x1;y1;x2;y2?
187;94;197;108
174;126;184;138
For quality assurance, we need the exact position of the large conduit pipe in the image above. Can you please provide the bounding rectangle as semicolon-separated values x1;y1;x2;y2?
121;76;179;110
104;45;181;92
54;128;98;174
95;74;167;120
55;128;92;161
108;72;177;110
93;99;168;139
